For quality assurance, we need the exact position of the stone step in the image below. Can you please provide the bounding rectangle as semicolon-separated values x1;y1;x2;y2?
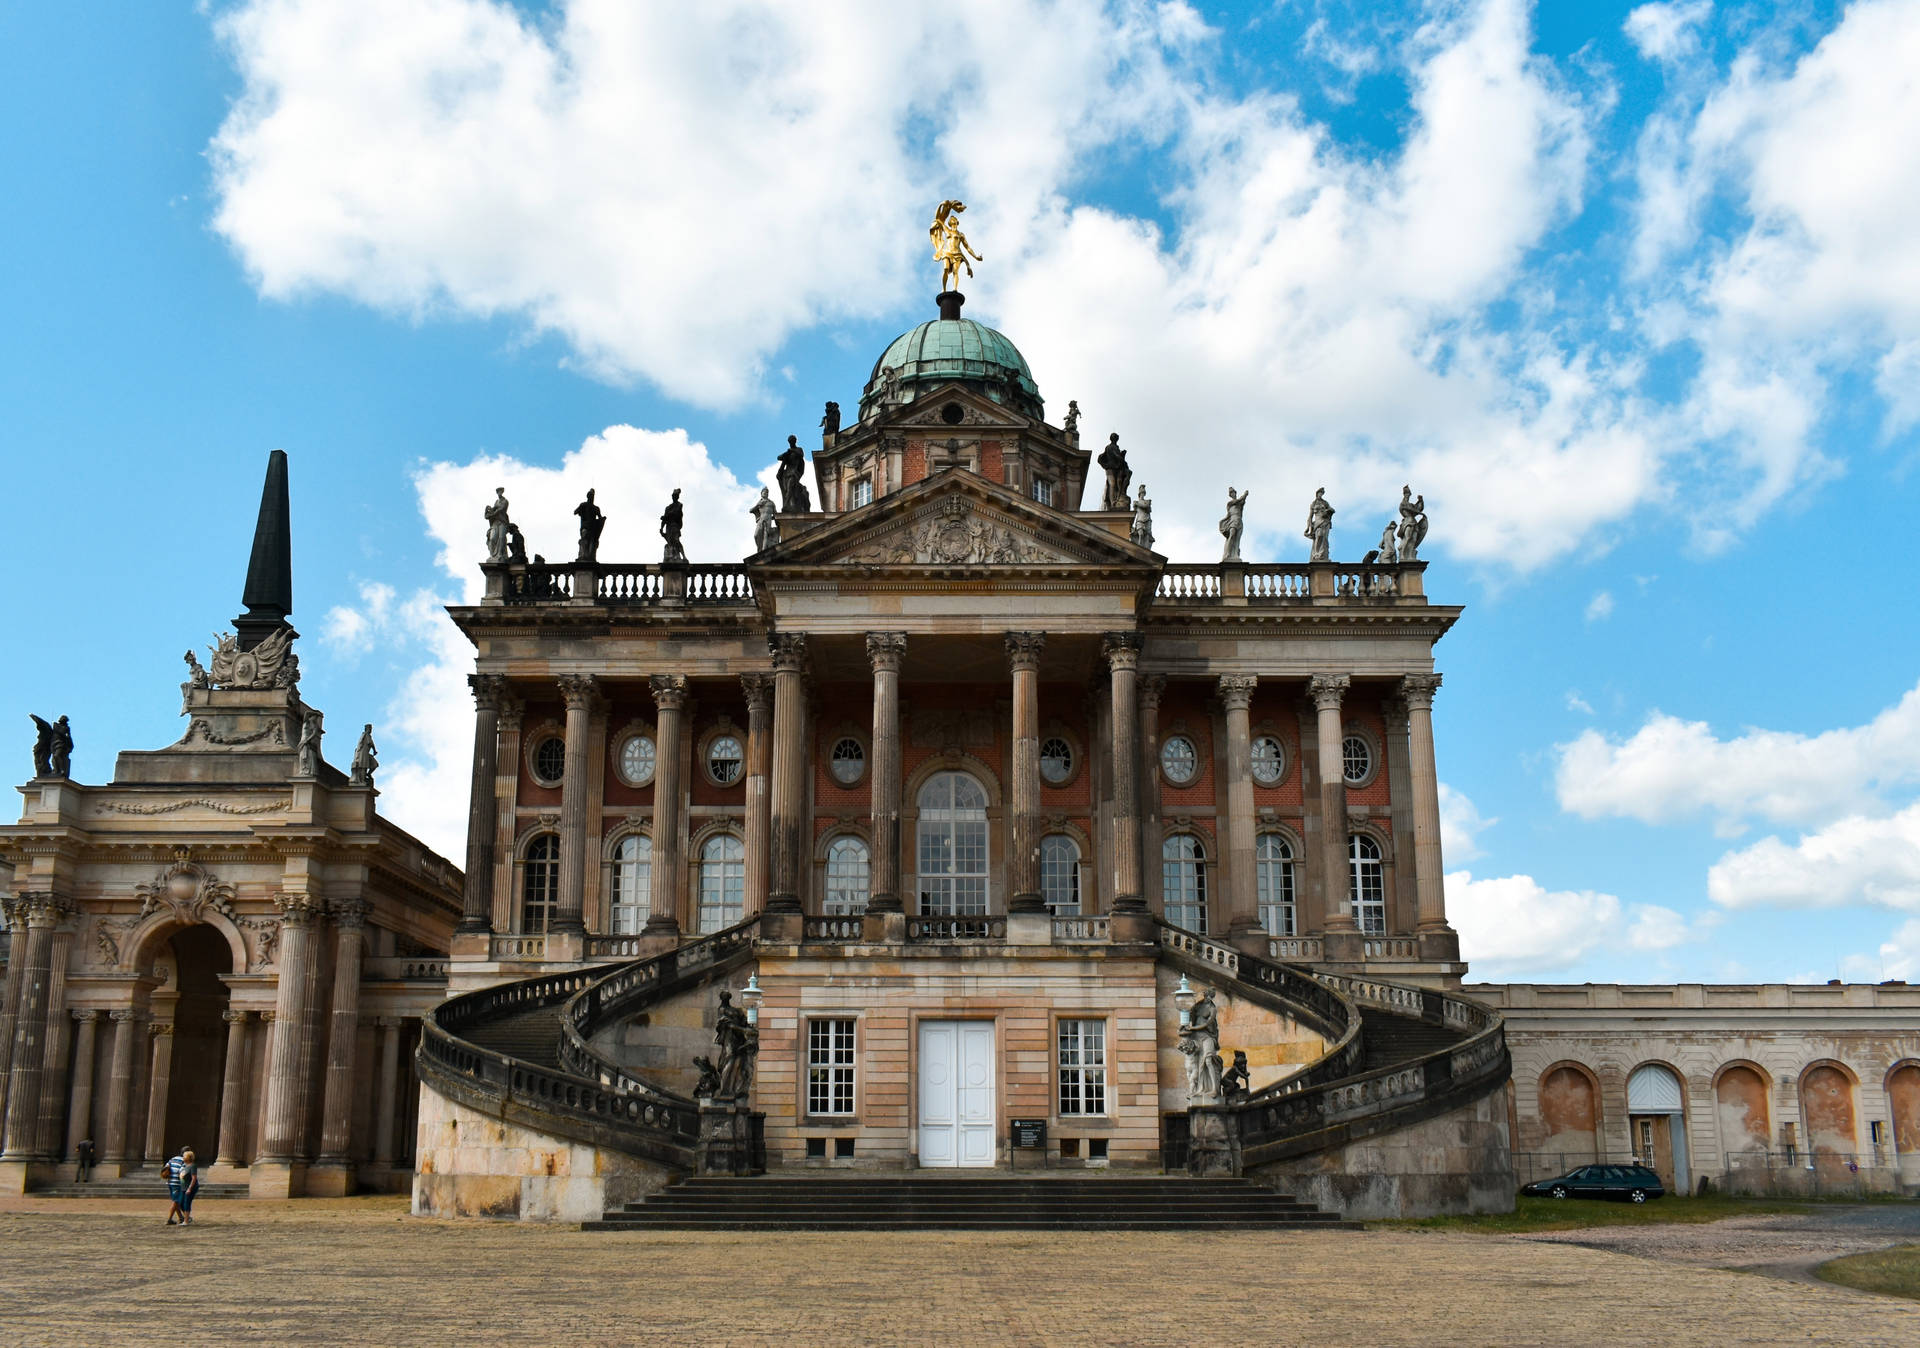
586;1216;1361;1231
30;1182;252;1200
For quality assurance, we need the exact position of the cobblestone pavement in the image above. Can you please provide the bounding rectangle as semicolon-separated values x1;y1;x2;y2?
3;1196;1918;1346
1518;1204;1920;1284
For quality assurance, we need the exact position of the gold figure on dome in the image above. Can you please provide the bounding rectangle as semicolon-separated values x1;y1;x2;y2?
931;200;983;292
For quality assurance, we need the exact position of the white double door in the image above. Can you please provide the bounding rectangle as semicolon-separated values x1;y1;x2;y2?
918;1021;996;1167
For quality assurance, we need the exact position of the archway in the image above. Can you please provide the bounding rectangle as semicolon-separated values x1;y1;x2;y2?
1888;1063;1920;1185
1800;1062;1858;1183
1537;1064;1600;1171
1626;1062;1689;1193
162;925;233;1163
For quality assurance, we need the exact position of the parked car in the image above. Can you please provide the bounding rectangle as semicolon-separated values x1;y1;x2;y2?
1520;1164;1667;1203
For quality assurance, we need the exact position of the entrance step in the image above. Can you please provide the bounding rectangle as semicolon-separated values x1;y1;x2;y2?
585;1176;1359;1231
29;1171;253;1201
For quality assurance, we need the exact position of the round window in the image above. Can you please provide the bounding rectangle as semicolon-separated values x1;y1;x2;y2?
533;736;566;784
617;734;656;787
1341;734;1372;784
829;736;866;785
707;734;744;785
1039;737;1074;785
1160;734;1198;785
1251;735;1286;786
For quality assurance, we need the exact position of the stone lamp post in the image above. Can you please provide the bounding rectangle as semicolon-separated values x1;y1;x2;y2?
740;975;763;1027
1173;975;1195;1028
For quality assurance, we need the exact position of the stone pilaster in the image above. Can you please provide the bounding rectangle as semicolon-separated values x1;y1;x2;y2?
63;1010;101;1164
254;892;324;1195
1309;675;1357;936
644;675;689;937
1138;675;1167;916
1005;632;1046;915
1400;674;1457;955
741;674;774;919
866;633;907;914
0;898;24;1123
142;1023;175;1165
1103;634;1145;916
1;893;69;1165
552;674;600;938
214;1010;252;1168
766;634;809;921
1218;675;1261;951
34;927;74;1158
310;899;368;1194
459;674;510;935
101;1010;139;1169
491;693;524;932
373;1018;402;1168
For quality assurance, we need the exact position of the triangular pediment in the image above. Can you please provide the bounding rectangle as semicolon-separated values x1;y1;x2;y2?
887;382;1032;431
758;469;1154;571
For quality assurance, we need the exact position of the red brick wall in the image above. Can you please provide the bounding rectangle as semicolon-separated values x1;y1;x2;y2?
1250;689;1304;808
1157;684;1217;810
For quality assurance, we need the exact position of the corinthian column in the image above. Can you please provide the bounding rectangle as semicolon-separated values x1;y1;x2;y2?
1006;632;1046;913
101;1010;139;1169
867;633;908;913
1399;674;1452;934
256;893;324;1186
311;900;368;1193
1103;634;1144;914
460;674;510;934
644;675;689;936
1218;675;1261;947
742;675;774;917
1;893;67;1161
63;1010;101;1164
1309;675;1356;933
553;674;600;935
0;898;24;1115
214;1010;252;1167
142;1023;175;1165
767;634;809;914
1139;675;1166;915
373;1018;402;1168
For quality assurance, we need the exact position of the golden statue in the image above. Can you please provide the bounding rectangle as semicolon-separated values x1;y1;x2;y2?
931;200;983;293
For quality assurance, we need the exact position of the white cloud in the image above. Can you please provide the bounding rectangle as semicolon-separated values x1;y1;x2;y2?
1707;800;1920;913
1555;680;1920;833
1623;2;1713;64
1448;869;1687;978
1584;590;1614;621
320;580;397;657
1837;917;1920;983
1438;782;1495;861
1565;690;1594;715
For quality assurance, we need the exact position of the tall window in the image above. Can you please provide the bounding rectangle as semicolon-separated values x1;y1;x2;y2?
1162;834;1207;932
825;837;871;915
521;833;560;934
1040;834;1081;915
698;833;745;933
1348;833;1384;935
850;477;874;508
1058;1019;1107;1116
807;1018;856;1115
610;834;651;934
917;771;989;915
1030;476;1055;506
1256;834;1295;936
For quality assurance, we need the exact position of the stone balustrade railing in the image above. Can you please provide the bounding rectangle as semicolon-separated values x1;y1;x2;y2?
1268;937;1324;961
585;935;647;958
802;916;865;942
1362;937;1419;960
365;956;450;981
1154;560;1426;605
498;562;756;607
1051;915;1111;942
1157;927;1362;1092
907;916;1007;942
489;934;547;959
504;565;573;602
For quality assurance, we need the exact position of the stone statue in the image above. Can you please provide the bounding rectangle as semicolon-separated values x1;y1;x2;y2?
274;652;301;692
296;709;323;777
692;1055;721;1099
181;651;210;716
751;488;780;553
660;489;687;565
1377;518;1398;566
1179;988;1223;1104
930;199;983;292
1304;488;1334;563
1397;485;1428;562
821;401;841;437
712;990;759;1099
505;522;527;565
485;487;511;563
1130;484;1154;549
574;488;606;564
350;724;378;786
29;714;72;779
776;436;812;513
1222;1050;1251;1104
1063;400;1080;439
879;364;902;408
209;626;294;690
1097;433;1131;512
1220;487;1248;563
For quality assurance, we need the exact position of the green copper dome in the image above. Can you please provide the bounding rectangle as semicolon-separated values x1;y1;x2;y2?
858;300;1043;422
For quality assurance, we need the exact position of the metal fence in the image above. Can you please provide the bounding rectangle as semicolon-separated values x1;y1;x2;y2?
1512;1149;1912;1197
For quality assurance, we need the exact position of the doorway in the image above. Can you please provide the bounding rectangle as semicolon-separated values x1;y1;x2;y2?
918;1021;995;1167
1627;1063;1689;1193
163;925;233;1162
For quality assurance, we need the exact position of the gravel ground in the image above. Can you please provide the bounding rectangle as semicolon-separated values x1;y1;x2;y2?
1516;1204;1920;1285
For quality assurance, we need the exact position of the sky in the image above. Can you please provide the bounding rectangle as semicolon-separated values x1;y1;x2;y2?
5;0;1920;986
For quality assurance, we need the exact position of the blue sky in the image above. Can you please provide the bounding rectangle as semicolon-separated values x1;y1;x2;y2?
6;0;1920;984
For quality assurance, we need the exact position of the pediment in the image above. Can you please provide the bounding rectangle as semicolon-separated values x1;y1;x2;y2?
889;383;1029;430
760;471;1152;571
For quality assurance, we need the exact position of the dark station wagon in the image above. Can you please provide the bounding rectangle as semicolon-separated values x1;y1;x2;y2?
1520;1164;1667;1203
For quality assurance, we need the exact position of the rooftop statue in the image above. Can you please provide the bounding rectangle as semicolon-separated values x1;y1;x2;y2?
1098;433;1131;512
751;487;779;553
1130;483;1154;549
350;723;378;787
180;650;211;716
1220;487;1248;563
485;487;511;563
296;709;324;777
930;199;983;293
29;714;72;779
1304;488;1334;563
1063;400;1080;439
1377;518;1398;566
821;401;841;437
1397;485;1429;562
505;521;527;565
660;489;688;565
209;625;294;690
574;488;606;564
776;436;812;513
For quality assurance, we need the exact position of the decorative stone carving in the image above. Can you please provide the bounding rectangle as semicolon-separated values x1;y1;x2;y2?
1397;485;1428;561
842;498;1061;566
272;891;327;927
1222;1050;1251;1104
296;709;324;776
1130;484;1153;549
29;714;73;779
506;521;527;564
93;919;122;967
1180;989;1224;1104
1097;433;1131;511
557;674;600;712
911;708;993;750
692;1055;721;1099
1308;673;1351;711
133;850;239;926
1220;487;1248;563
468;673;511;712
1102;631;1141;671
181;651;211;714
174;718;286;749
866;631;907;672
711;990;758;1099
332;898;370;931
1304;488;1334;563
1398;673;1442;710
99;796;289;816
776;436;812;513
574;488;606;564
751;488;779;553
649;673;689;711
1063;399;1080;439
350;724;378;786
1005;631;1046;672
767;632;808;673
820;401;840;437
485;487;511;563
1376;518;1398;566
660;489;687;565
1217;674;1257;710
207;626;295;690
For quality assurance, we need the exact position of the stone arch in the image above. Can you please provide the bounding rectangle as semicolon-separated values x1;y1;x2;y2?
904;752;1003;809
1886;1060;1920;1181
602;817;652;860
1625;1060;1691;1192
1536;1061;1601;1167
1712;1060;1772;1160
1799;1060;1860;1165
124;909;249;976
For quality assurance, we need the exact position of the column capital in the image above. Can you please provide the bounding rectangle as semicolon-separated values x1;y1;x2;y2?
866;631;907;672
73;1008;102;1024
148;1022;174;1039
257;1010;277;1024
109;1009;139;1024
222;1008;252;1025
1216;674;1258;710
17;890;75;927
375;1015;404;1029
649;673;690;710
1139;673;1167;711
331;898;371;931
1005;631;1046;672
1101;631;1141;671
556;673;601;711
740;672;774;712
768;631;809;672
498;694;525;733
273;891;326;926
468;673;513;710
1308;673;1352;711
1398;672;1442;710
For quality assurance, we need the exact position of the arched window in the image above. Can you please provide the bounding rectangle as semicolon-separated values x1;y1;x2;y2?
698;834;745;933
1347;833;1384;935
521;833;560;934
1256;834;1295;936
825;837;871;915
1040;834;1081;916
917;771;989;915
610;834;651;935
1162;834;1207;933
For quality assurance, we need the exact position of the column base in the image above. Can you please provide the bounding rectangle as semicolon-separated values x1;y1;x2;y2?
0;1159;42;1195
1418;927;1461;962
764;895;804;915
305;1160;356;1197
204;1161;250;1183
248;1160;307;1199
639;914;682;938
1006;893;1047;916
1108;910;1157;945
760;910;804;944
450;929;493;961
865;894;903;915
1006;911;1053;946
453;916;493;936
1320;929;1365;964
544;929;585;963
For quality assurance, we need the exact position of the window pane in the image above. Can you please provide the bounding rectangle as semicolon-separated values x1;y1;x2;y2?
1039;737;1074;785
851;478;873;508
1040;835;1080;916
808;1018;856;1116
1161;735;1197;784
1256;833;1295;937
829;737;865;785
699;833;745;932
826;837;871;915
1251;735;1285;785
619;735;655;785
917;771;989;914
1342;735;1371;784
1058;1019;1107;1116
534;737;566;782
610;833;652;934
1161;834;1207;932
1348;834;1384;935
708;734;744;785
522;833;560;933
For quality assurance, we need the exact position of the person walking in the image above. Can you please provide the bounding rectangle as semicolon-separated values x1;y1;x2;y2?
164;1146;195;1225
176;1149;200;1225
75;1137;96;1183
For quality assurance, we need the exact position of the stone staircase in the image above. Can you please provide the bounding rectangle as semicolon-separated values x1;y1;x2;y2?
30;1170;252;1201
585;1175;1358;1231
463;1002;566;1070
1356;1007;1467;1071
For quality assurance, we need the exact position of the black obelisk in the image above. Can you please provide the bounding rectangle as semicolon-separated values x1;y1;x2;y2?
233;449;296;652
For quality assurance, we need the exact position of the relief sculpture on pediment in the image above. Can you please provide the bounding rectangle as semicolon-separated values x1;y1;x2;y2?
839;499;1062;566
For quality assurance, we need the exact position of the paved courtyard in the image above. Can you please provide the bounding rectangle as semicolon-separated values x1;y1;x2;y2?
3;1196;1917;1346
